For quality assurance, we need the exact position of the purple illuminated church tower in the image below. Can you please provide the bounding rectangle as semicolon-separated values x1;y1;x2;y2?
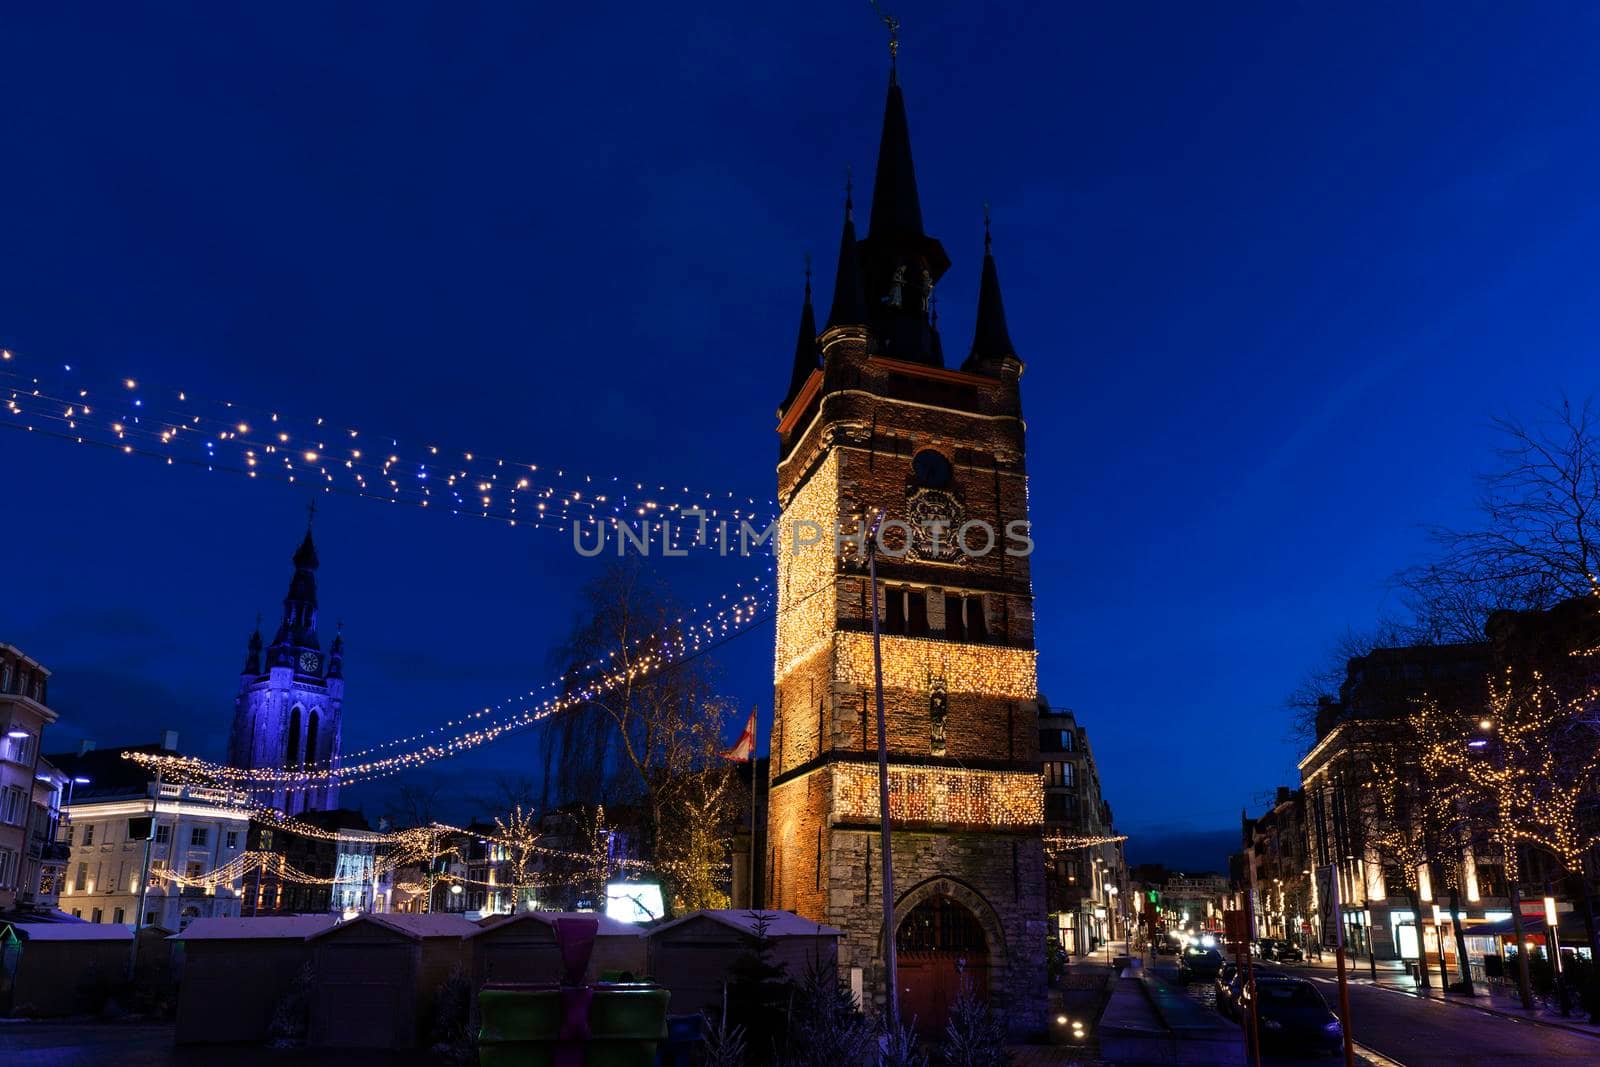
228;519;345;815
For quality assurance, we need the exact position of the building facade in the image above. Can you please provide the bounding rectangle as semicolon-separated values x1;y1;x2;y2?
1039;703;1126;955
228;523;345;815
1299;641;1507;966
0;644;57;913
52;739;252;930
1243;788;1311;944
766;65;1047;1035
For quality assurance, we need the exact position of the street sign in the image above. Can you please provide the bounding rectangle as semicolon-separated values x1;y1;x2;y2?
1314;865;1338;945
1224;909;1249;942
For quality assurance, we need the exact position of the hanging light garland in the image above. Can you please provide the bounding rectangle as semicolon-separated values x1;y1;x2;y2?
0;349;774;541
127;579;775;791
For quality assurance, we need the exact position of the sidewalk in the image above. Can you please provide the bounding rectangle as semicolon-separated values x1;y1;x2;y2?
1287;953;1600;1039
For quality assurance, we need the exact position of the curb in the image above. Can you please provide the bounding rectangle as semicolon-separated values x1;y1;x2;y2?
1369;982;1600;1041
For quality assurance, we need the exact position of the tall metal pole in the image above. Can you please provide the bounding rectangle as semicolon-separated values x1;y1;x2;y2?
130;770;162;979
867;513;898;1032
748;723;759;908
1330;865;1356;1067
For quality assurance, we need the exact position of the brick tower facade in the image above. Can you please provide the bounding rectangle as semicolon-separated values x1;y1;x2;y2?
767;66;1047;1036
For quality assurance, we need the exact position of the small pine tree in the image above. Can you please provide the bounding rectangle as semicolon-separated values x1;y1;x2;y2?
878;1014;929;1067
937;985;1009;1067
428;964;475;1064
703;1013;750;1067
724;913;794;1065
267;963;315;1048
780;956;876;1067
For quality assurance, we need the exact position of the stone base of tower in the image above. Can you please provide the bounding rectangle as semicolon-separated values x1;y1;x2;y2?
825;828;1048;1040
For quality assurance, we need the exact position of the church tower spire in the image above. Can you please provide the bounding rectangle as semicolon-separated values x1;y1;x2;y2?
857;67;950;365
824;175;868;333
271;509;322;660
780;257;819;414
229;511;345;816
962;208;1021;375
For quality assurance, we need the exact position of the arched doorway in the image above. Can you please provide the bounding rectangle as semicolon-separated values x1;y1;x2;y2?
896;894;990;1035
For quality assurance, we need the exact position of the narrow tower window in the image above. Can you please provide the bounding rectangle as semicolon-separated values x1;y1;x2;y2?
304;711;319;767
286;706;302;765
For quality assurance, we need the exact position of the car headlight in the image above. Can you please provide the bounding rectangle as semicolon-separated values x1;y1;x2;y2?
1263;1019;1283;1031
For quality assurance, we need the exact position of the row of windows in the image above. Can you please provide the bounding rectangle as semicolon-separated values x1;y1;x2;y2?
1043;761;1075;788
0;662;46;703
1038;729;1077;753
70;822;239;850
881;589;991;642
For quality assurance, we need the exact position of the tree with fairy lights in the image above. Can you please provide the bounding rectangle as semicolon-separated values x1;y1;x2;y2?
492;804;543;912
1420;664;1600;1009
1344;708;1479;991
543;564;742;910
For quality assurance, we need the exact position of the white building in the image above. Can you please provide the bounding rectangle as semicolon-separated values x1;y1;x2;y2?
52;737;252;930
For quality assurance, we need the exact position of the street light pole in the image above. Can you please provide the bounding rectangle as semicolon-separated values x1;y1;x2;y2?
866;511;899;1033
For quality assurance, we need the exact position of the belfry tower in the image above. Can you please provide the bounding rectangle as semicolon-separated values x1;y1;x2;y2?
768;64;1046;1035
227;517;345;815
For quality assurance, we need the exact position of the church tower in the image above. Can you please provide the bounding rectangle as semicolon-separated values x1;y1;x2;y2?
768;65;1047;1035
228;516;345;815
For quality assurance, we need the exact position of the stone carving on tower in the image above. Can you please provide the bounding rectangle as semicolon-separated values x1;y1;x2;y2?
227;514;345;815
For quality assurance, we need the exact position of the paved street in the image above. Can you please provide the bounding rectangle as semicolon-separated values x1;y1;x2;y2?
0;1023;429;1067
1156;954;1600;1066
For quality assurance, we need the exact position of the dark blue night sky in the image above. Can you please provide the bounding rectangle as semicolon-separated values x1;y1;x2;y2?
4;4;1599;871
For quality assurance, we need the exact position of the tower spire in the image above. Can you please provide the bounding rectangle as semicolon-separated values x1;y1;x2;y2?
962;207;1020;375
857;63;950;365
824;173;868;331
273;517;322;656
780;255;820;413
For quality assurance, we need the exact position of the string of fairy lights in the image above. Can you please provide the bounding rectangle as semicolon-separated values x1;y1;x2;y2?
126;581;774;793
0;349;775;541
306;578;769;770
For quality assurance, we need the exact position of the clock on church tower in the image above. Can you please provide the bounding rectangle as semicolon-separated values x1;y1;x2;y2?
227;520;346;816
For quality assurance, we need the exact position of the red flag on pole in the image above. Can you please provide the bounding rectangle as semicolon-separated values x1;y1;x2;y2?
724;706;757;761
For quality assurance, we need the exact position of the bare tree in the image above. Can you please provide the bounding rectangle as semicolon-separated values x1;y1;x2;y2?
1285;621;1416;745
542;563;742;909
1398;397;1600;642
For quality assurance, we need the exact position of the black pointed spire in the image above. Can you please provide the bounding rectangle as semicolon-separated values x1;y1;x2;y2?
825;175;868;330
781;257;820;412
272;517;322;657
868;76;924;241
856;71;950;365
243;614;263;674
962;208;1019;374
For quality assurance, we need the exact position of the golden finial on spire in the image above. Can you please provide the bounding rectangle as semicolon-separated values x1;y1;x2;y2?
868;1;900;69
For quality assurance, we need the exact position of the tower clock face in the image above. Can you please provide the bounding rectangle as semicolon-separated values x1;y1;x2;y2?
298;651;321;675
906;489;964;561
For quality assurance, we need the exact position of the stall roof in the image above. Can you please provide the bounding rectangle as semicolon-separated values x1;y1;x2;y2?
469;911;642;939
173;915;340;940
310;912;478;941
648;910;842;939
2;922;135;942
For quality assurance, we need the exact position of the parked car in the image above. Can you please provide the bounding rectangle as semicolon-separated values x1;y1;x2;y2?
1179;946;1224;983
1273;941;1305;962
1239;975;1344;1056
1154;930;1182;955
1256;938;1280;960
